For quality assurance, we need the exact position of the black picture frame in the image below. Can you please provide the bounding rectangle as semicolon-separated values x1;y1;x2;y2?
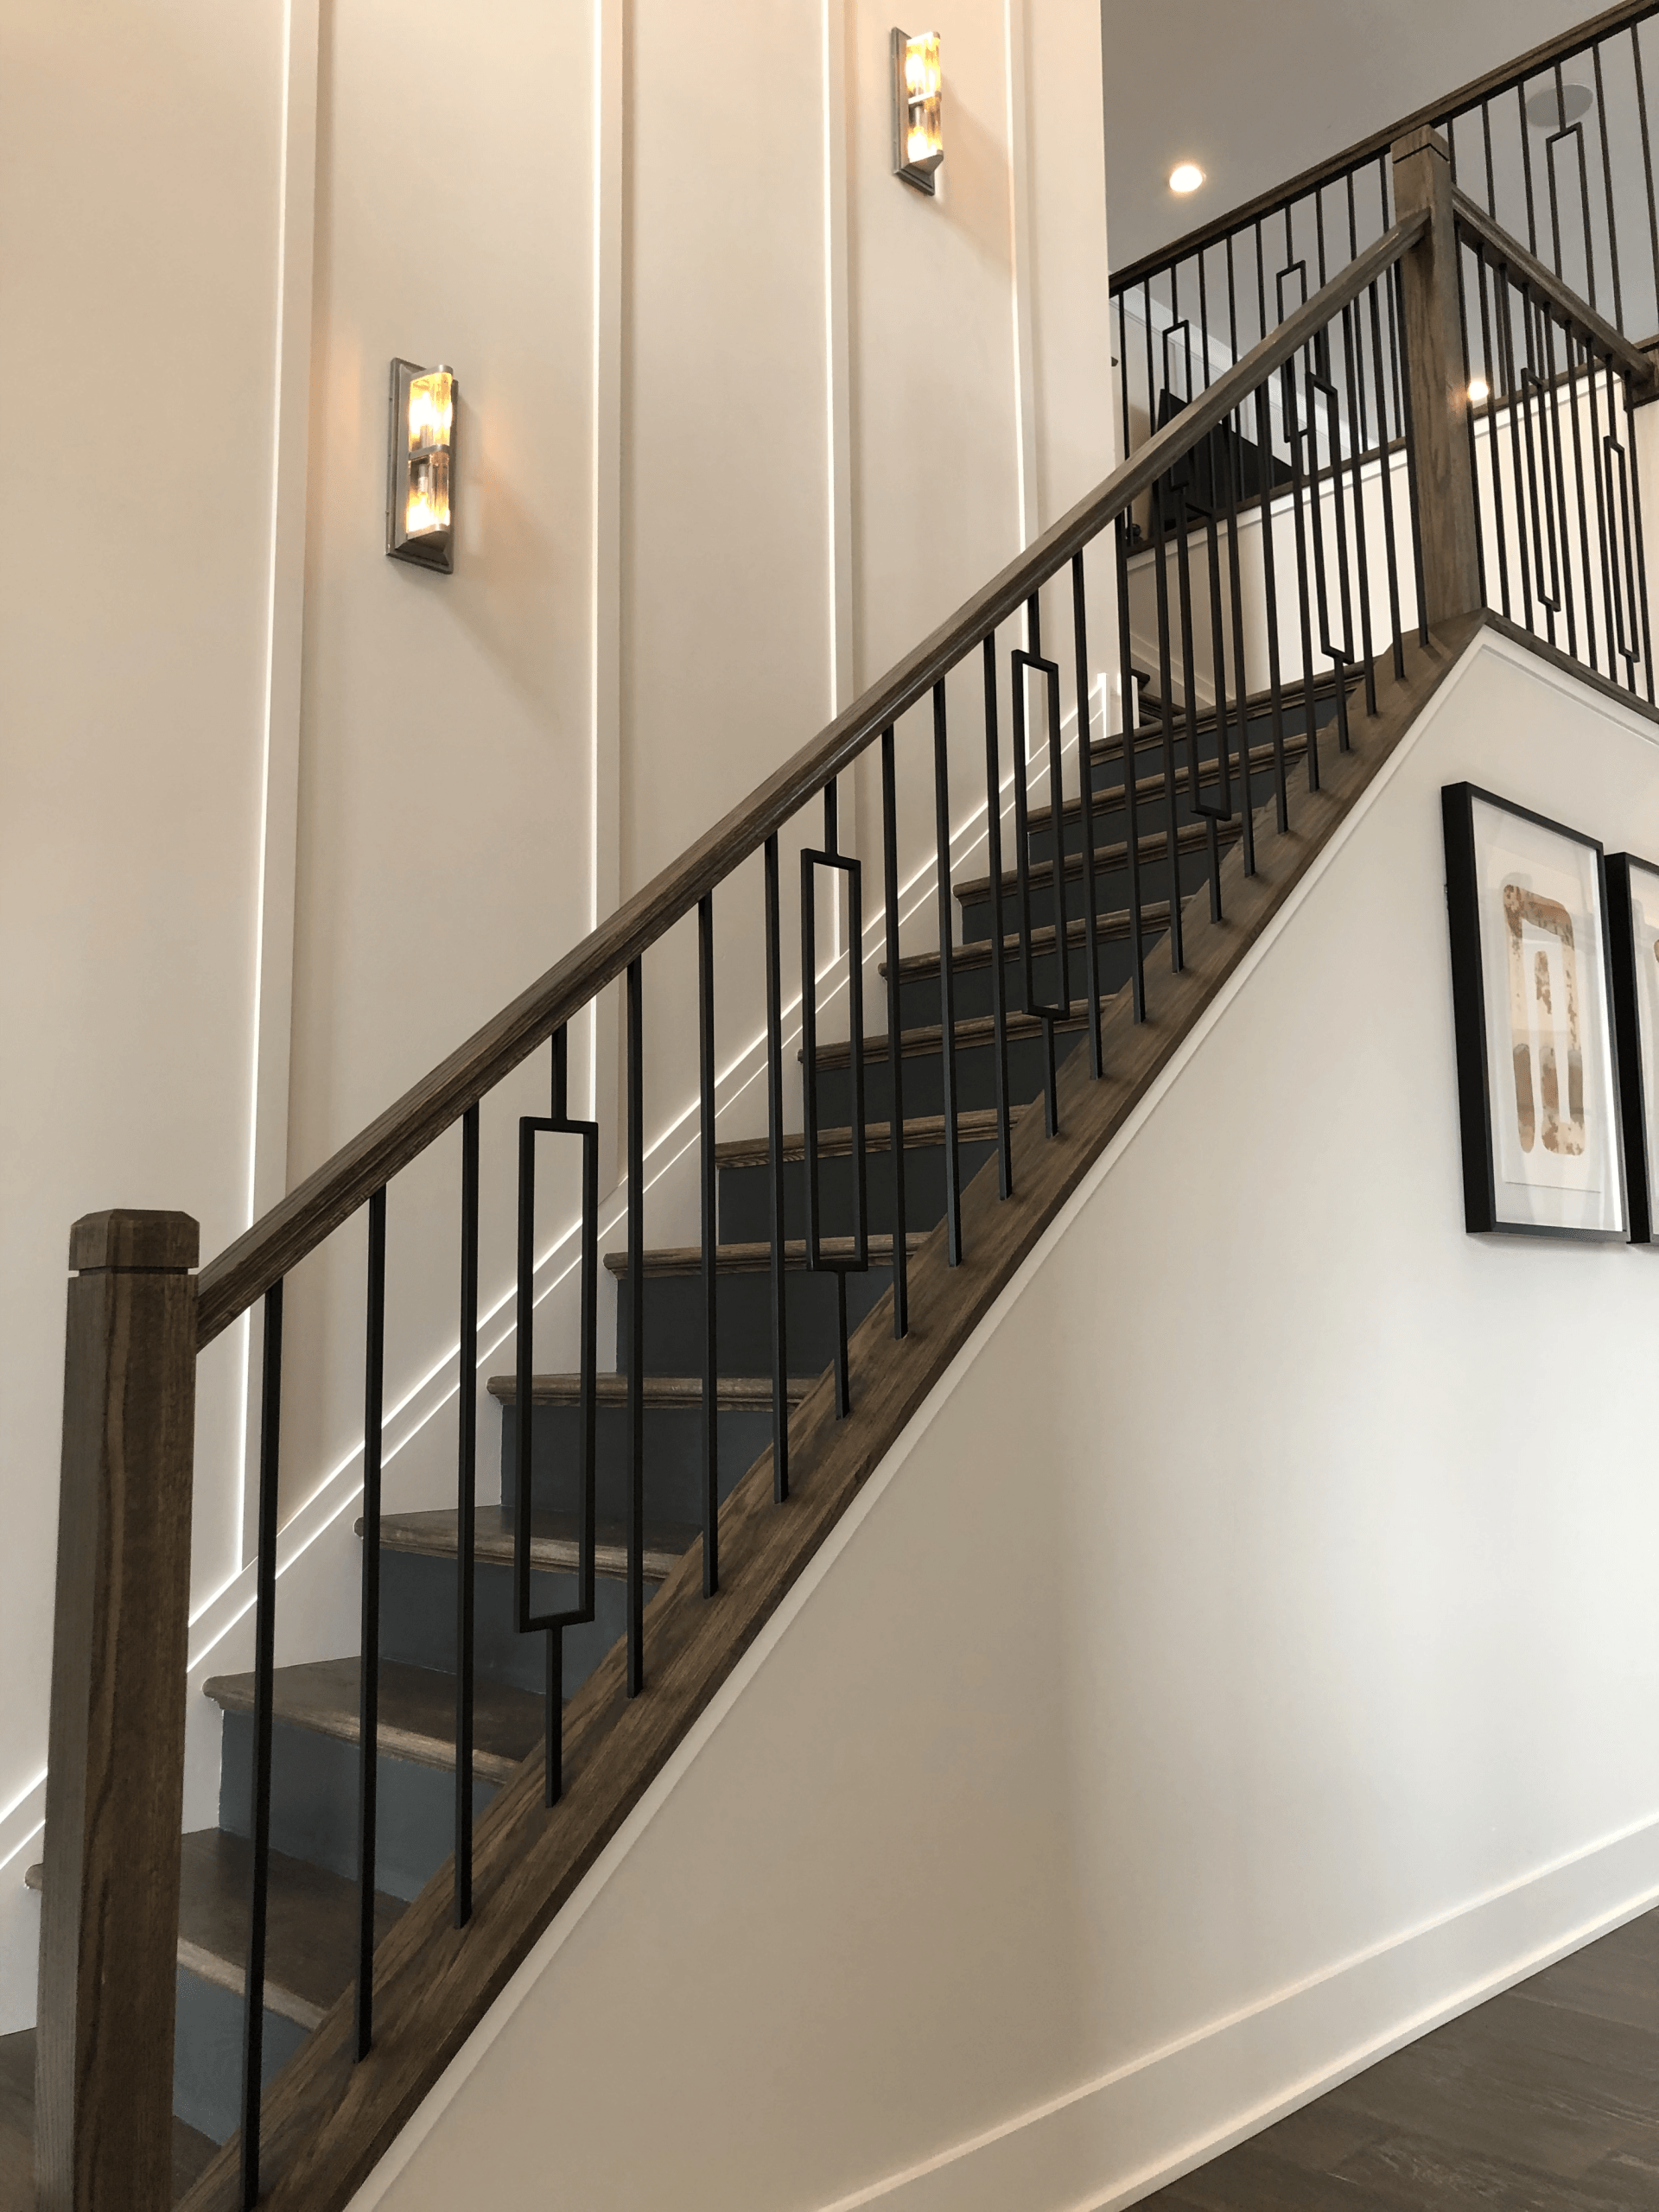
1605;851;1659;1245
1442;782;1627;1241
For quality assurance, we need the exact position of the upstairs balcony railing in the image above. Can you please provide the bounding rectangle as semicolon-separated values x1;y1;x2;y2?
29;114;1656;2212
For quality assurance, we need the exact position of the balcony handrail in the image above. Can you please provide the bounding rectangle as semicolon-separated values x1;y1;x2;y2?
194;206;1429;1350
1452;187;1659;390
1109;0;1659;297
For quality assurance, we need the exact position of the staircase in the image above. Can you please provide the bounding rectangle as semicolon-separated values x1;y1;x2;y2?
11;45;1656;2209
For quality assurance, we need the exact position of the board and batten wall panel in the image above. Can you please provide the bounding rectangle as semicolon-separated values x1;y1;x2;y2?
345;624;1659;2212
0;0;1114;2031
0;0;289;2030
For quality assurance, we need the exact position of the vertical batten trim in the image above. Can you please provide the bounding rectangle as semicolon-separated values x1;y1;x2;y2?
591;0;626;1178
243;0;321;1563
1004;0;1040;547
823;0;855;718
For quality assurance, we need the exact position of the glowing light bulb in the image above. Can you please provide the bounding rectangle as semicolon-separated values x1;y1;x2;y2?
1468;376;1491;404
1169;162;1205;195
893;29;943;190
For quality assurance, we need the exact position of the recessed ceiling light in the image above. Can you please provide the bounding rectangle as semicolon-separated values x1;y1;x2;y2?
1169;162;1205;195
1525;82;1593;129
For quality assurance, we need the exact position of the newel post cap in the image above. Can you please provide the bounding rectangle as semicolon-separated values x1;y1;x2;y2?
68;1210;200;1273
1392;123;1452;168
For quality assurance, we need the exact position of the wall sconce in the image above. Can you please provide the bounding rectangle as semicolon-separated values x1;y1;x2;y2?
892;29;943;194
387;359;457;572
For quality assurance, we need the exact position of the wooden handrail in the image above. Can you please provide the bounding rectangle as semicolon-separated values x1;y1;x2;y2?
1452;188;1659;395
193;207;1427;1349
1109;0;1659;296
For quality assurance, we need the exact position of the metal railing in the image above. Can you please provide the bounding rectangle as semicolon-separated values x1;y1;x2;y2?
33;117;1651;2212
1113;2;1659;472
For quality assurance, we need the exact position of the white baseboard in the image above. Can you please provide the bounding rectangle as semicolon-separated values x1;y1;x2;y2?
820;1809;1659;2212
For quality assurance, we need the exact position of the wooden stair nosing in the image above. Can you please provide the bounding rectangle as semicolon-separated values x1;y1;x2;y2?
172;618;1480;2212
953;815;1241;908
372;1505;695;1586
881;902;1175;983
602;1231;926;1279
22;1835;404;2037
715;1104;1031;1168
805;995;1122;1072
202;1658;543;1785
485;1371;815;1409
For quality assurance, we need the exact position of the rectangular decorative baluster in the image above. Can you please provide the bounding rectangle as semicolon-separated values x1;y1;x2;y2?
626;963;645;1696
800;781;868;1418
1149;512;1187;967
698;893;719;1594
356;1186;386;2058
454;1103;479;1924
241;1279;283;2212
764;835;790;1496
1114;517;1148;1020
514;1028;599;1796
1010;606;1070;1135
980;636;1014;1194
932;682;963;1262
1071;554;1104;1077
880;730;909;1335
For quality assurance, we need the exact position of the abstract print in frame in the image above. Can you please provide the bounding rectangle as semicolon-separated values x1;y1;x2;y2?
1442;784;1626;1240
1605;851;1659;1244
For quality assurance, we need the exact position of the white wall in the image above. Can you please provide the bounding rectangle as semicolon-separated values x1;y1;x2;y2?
0;0;288;2030
346;625;1659;2212
0;0;1114;2031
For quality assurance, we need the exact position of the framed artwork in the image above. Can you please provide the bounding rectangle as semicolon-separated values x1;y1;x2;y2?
1442;784;1626;1240
1605;852;1659;1244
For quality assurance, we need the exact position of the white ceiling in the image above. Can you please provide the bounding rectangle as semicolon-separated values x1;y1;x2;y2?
1103;0;1613;271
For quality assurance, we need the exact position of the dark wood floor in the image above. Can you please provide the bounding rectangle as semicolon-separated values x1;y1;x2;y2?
1143;1904;1659;2209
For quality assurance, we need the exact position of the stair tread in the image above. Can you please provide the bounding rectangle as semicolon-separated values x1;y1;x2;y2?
0;2024;216;2202
375;1505;696;1585
175;1829;404;2031
805;995;1121;1071
715;1105;1027;1166
203;1658;541;1783
955;816;1236;904
484;1371;816;1408
604;1231;926;1278
1027;730;1312;838
22;1834;405;2033
882;905;1174;982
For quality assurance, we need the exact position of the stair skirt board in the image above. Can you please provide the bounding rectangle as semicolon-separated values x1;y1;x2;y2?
162;621;1481;2212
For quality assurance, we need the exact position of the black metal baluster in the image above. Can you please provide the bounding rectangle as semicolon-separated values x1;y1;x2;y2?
1542;311;1578;661
1395;261;1431;652
801;783;868;1419
1585;327;1618;680
1592;43;1624;332
513;1030;596;1805
880;730;908;1332
1520;80;1540;256
240;1280;283;2212
1565;333;1599;675
1338;304;1377;718
1174;500;1221;919
934;683;962;1260
980;641;1014;1194
1216;423;1254;874
1251;382;1290;834
1150;515;1187;967
1634;23;1659;327
1281;343;1321;786
1368;280;1406;683
355;1186;386;2059
1623;367;1655;703
1473;247;1510;620
764;835;790;1495
1454;226;1488;620
698;893;718;1594
626;957;645;1691
454;1103;478;1926
1071;555;1103;1073
1498;273;1536;635
1114;518;1147;1019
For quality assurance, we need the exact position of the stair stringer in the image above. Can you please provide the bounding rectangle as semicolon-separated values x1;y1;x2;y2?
175;616;1484;2212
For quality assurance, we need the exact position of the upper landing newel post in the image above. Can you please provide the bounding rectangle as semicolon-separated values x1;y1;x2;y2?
35;1209;199;2212
1393;125;1483;629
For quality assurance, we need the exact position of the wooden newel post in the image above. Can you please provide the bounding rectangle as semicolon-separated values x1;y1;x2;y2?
1392;125;1484;630
35;1211;199;2212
